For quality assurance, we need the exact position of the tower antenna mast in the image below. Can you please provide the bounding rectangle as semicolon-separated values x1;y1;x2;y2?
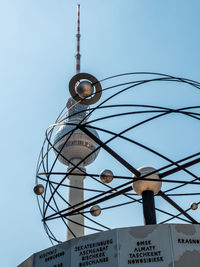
76;4;81;74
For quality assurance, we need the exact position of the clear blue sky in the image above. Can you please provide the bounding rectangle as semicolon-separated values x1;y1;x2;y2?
1;1;200;266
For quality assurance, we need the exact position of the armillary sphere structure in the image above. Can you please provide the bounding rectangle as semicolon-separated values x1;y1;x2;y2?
35;72;200;245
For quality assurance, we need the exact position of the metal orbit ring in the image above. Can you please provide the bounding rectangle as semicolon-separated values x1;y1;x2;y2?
69;73;102;105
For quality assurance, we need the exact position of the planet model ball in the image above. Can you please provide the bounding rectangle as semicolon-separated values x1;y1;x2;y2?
90;205;101;216
99;169;113;183
75;81;94;99
132;166;162;195
34;184;44;195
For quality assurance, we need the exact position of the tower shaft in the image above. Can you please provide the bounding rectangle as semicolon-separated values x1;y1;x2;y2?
67;160;86;240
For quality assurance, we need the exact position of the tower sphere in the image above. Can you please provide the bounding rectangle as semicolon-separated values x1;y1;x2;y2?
90;205;101;216
99;169;113;183
34;184;44;195
75;81;94;99
54;122;100;166
191;202;198;210
132;166;162;195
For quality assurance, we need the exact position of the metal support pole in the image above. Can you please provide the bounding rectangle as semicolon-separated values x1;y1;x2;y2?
142;190;156;225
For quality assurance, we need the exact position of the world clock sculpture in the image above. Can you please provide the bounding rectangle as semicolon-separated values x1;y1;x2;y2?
34;71;200;245
29;71;200;267
19;5;200;267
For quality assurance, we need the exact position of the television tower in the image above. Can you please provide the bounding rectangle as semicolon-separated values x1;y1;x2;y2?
54;4;100;240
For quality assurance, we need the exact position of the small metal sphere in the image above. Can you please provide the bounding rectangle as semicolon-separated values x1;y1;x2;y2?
99;169;113;184
132;166;162;195
90;205;101;216
69;73;102;105
34;184;44;195
75;81;94;99
191;202;198;210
